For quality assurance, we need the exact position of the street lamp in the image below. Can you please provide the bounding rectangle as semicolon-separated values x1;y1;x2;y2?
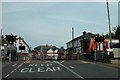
106;0;112;48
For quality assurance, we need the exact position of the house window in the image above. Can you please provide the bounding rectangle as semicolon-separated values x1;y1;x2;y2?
19;46;25;50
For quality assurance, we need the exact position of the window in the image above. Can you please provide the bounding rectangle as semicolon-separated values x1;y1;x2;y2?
19;46;25;50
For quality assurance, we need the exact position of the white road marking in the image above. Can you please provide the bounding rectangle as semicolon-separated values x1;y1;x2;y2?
5;74;10;78
17;63;23;69
50;64;52;66
15;63;24;70
46;64;49;66
12;64;17;67
69;66;74;69
21;68;29;72
20;67;62;73
55;61;84;79
41;64;43;66
10;71;14;73
35;64;38;67
17;66;20;69
61;61;65;63
14;68;17;71
28;64;34;67
5;62;24;78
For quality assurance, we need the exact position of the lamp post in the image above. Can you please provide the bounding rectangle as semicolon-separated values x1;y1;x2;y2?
106;0;112;48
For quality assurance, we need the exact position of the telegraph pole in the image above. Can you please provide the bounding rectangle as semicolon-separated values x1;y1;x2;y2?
0;29;2;57
106;0;112;48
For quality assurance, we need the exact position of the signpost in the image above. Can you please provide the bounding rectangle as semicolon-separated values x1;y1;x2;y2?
7;44;17;62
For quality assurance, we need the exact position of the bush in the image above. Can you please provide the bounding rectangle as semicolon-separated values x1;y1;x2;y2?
79;54;89;61
109;52;114;60
102;53;111;63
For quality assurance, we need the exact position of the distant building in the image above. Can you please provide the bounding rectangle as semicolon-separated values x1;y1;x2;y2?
34;45;65;60
16;37;30;54
15;37;30;61
1;35;30;61
66;32;96;53
34;45;57;53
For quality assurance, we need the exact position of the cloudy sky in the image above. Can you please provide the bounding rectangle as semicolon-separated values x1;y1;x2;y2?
1;0;119;49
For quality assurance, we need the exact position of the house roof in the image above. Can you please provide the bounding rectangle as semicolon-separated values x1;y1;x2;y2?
34;45;59;53
47;48;54;53
23;40;30;48
66;32;96;44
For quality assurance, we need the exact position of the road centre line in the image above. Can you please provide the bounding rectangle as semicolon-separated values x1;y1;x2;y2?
61;60;65;63
10;71;14;73
17;66;20;69
12;64;17;67
17;65;21;68
5;74;10;78
69;66;74;69
14;63;23;71
14;68;17;71
5;62;24;78
55;61;84;79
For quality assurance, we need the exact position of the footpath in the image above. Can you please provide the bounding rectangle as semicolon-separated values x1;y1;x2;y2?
110;59;120;69
0;57;2;80
88;59;120;69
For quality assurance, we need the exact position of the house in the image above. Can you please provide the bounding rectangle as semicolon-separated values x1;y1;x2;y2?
15;37;30;61
66;31;96;54
16;37;30;54
34;45;64;60
0;35;30;61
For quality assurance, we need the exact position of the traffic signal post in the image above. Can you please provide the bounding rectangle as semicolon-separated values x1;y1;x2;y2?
94;36;105;61
5;34;17;44
4;34;17;62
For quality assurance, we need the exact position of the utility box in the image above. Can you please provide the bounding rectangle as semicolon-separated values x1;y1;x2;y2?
113;48;120;58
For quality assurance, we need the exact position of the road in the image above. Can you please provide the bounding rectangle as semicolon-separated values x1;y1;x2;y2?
2;60;120;80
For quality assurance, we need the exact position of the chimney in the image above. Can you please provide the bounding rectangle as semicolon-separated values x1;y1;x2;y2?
83;31;86;35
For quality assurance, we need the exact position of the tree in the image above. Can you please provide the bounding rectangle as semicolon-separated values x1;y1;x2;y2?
114;25;120;40
60;46;65;53
105;32;115;39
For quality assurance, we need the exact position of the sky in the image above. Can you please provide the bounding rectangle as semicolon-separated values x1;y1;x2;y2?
1;0;119;49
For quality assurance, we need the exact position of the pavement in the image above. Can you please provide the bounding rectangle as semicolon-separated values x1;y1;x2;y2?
0;58;2;80
93;59;120;69
111;59;120;65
